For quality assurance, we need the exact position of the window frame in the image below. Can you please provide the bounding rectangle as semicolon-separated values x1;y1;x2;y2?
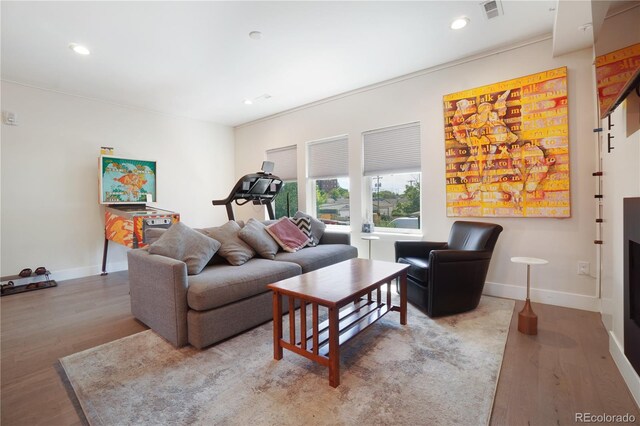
307;136;351;230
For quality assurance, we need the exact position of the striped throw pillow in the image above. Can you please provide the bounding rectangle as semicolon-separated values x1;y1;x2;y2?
289;217;315;247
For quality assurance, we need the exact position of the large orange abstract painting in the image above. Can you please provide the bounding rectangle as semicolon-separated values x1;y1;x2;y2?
595;43;640;119
443;67;570;218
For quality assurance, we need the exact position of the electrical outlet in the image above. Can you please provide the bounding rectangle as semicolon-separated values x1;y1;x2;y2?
578;261;590;275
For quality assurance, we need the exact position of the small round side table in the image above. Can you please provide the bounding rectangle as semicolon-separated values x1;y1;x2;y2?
361;235;380;260
511;256;548;335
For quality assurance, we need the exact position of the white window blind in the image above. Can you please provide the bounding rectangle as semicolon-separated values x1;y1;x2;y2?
363;122;421;176
307;136;349;179
266;145;297;181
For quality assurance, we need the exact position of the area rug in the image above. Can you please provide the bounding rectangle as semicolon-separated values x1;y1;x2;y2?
60;296;514;426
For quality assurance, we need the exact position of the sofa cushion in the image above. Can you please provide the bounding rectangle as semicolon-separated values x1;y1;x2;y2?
274;244;358;273
202;221;255;266
289;216;315;247
266;218;309;252
145;228;167;245
294;211;326;246
148;222;221;275
238;218;280;260
398;256;430;283
187;259;301;311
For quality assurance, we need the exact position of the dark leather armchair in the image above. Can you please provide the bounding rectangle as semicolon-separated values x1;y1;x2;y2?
394;221;503;317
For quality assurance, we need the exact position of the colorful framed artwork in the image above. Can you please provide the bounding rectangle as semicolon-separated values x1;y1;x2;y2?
595;43;640;119
99;156;157;204
443;67;570;218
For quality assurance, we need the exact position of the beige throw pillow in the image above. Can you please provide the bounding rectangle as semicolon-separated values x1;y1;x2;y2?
202;221;255;266
148;222;221;275
238;218;280;260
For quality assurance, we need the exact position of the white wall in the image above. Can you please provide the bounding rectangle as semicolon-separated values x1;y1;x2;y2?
597;4;640;407
1;82;235;279
600;93;640;407
235;38;599;311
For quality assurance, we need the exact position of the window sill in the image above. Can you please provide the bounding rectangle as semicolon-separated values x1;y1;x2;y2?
324;225;352;234
362;231;423;240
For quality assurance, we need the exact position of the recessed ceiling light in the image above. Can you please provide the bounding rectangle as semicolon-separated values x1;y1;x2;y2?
249;31;263;40
450;17;469;30
69;43;90;55
244;94;272;105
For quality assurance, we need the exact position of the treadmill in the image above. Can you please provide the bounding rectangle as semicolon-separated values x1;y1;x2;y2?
212;162;283;220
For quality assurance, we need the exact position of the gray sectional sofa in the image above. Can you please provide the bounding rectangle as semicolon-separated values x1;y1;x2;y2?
127;228;357;349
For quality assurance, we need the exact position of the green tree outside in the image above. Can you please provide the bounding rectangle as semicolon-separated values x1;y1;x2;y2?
274;181;298;218
392;182;420;217
328;187;349;200
316;185;328;206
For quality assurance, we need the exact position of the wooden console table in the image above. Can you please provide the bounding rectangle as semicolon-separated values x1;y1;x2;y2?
267;258;409;387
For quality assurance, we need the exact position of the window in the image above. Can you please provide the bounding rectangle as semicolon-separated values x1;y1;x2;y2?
363;122;421;231
315;178;350;225
266;146;298;218
274;182;298;219
368;173;420;229
308;136;350;226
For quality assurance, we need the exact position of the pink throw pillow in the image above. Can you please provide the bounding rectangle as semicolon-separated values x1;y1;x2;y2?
266;218;309;252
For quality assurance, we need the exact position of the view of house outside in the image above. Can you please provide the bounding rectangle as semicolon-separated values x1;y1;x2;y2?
316;178;350;225
313;173;420;229
370;173;420;229
274;174;420;230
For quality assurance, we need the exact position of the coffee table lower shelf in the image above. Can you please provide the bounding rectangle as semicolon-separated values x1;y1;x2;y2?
281;298;391;359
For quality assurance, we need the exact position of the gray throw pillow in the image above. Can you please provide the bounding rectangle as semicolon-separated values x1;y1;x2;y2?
145;228;167;245
238;218;280;260
148;222;221;275
294;211;326;245
202;221;255;266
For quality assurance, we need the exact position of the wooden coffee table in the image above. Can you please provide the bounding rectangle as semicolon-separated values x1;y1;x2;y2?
267;258;409;387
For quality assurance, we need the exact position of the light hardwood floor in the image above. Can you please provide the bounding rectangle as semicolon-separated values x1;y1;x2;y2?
1;272;638;425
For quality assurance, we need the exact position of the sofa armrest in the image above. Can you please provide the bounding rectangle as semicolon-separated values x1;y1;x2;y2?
319;231;351;245
127;249;189;347
394;240;448;260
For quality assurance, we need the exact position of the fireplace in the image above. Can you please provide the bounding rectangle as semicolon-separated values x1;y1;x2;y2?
624;197;640;376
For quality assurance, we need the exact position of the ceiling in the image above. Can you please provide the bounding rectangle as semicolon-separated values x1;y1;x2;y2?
1;1;591;127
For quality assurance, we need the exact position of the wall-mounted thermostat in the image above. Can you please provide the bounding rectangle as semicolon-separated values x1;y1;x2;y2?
2;111;18;126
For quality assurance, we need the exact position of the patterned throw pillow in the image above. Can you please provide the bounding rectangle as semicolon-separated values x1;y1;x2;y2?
293;211;326;246
265;218;309;253
289;216;315;247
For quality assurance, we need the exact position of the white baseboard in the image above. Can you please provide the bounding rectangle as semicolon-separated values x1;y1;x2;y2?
609;331;640;408
484;281;601;312
51;262;128;282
